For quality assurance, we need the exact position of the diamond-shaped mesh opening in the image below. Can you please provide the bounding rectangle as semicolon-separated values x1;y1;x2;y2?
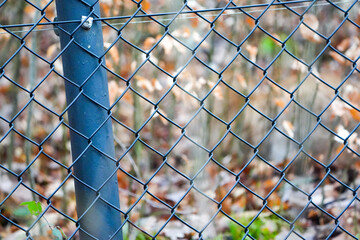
50;177;76;218
124;193;171;237
238;156;282;199
21;152;71;198
0;82;31;121
305;2;349;38
276;101;318;142
231;105;273;147
196;30;238;73
212;132;255;170
23;25;60;62
186;108;228;151
267;51;309;93
338;197;360;237
121;139;165;182
205;80;246;122
146;164;188;208
105;38;147;80
193;159;236;202
111;87;154;131
150;34;194;75
314;50;354;90
33;71;67;115
258;128;300;165
241;27;283;69
41;124;71;164
249;80;290;119
311;176;354;218
158;85;200;127
0;184;45;231
287;22;328;65
138;113;182;155
295;202;338;239
28;206;77;239
213;9;254;46
120;15;165;52
176;56;219;99
166;136;209;179
167;9;210;50
294;74;336;116
303;124;344;165
330;146;360;186
175;187;218;232
266;180;309;222
130;61;173;104
285;151;325;194
0;167;19;202
117;169;145;213
12;100;60;144
320;97;359;135
338;74;360;108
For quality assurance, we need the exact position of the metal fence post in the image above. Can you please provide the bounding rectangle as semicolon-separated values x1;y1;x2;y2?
55;1;122;239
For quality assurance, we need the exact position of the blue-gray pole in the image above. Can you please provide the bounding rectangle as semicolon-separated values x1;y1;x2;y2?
55;1;122;239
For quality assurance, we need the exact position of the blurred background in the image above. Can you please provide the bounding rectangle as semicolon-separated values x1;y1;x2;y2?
0;0;360;239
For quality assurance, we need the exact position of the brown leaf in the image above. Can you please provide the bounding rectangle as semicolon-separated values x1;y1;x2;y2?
245;44;258;62
300;14;321;43
329;51;346;65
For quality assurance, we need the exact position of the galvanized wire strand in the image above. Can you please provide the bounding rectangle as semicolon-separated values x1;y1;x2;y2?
0;0;357;35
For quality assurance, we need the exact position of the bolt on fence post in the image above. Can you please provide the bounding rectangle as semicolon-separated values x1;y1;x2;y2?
55;1;122;239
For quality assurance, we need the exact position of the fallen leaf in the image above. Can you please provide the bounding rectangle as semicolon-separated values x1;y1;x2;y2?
245;44;258;62
274;98;286;109
348;108;360;121
329;51;346;65
141;0;151;12
300;14;321;43
282;120;294;138
143;37;156;51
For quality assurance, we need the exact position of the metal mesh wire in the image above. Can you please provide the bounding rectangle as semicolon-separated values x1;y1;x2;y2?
1;0;360;239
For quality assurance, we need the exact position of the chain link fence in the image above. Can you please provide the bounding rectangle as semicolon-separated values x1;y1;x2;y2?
1;0;360;239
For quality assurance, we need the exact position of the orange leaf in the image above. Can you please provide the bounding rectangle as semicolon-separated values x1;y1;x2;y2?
101;3;111;17
274;98;286;108
46;44;58;59
335;144;344;155
0;85;10;94
143;37;156;51
348;108;360;121
190;13;199;28
141;0;151;12
183;27;191;38
24;5;34;14
108;46;120;64
245;16;255;28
